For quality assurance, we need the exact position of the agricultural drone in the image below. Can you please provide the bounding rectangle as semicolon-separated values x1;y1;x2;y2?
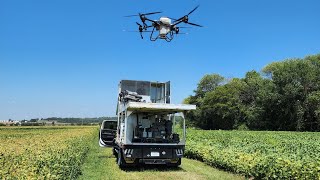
124;5;203;42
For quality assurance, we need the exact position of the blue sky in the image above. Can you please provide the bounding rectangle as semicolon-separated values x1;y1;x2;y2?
0;0;319;120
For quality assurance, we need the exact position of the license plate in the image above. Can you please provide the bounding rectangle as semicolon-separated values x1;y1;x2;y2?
151;152;160;157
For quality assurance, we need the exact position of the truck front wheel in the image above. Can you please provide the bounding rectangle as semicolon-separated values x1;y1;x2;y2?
112;147;117;156
168;158;181;167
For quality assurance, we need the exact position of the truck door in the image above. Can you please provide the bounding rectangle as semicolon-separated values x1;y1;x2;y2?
99;120;117;147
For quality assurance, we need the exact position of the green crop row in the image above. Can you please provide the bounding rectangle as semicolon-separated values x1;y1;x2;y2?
0;126;96;179
185;129;320;179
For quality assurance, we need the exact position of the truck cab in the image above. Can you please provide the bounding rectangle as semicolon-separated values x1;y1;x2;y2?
101;80;196;167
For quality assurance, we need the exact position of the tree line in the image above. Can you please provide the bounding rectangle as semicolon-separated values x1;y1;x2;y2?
42;117;117;124
184;54;320;131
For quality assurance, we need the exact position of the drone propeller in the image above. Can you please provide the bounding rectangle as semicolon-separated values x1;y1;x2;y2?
136;22;145;32
174;5;199;22
173;29;189;35
123;21;152;39
173;5;203;27
136;22;143;28
185;22;203;27
177;32;189;35
123;30;152;33
143;12;162;16
124;11;162;18
188;5;199;16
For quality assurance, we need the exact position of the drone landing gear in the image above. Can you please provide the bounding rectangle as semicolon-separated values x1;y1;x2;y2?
150;27;158;41
165;31;174;42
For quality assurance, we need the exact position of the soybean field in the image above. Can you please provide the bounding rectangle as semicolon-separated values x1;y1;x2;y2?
0;126;96;179
0;126;241;180
1;126;320;179
185;129;320;179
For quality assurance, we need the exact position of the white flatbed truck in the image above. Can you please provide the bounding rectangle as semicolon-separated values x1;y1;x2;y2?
99;80;196;167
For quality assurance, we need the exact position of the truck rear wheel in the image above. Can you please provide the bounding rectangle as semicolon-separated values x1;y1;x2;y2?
117;149;127;168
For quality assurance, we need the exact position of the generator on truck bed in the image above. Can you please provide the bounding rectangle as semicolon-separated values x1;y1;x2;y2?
99;80;196;167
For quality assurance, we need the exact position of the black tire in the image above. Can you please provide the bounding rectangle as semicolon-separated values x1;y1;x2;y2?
117;149;126;168
177;158;181;165
168;158;181;167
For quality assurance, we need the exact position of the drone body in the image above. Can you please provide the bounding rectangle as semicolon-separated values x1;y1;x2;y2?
158;17;172;39
125;6;202;42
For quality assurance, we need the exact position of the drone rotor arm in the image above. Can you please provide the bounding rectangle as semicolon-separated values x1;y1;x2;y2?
143;17;158;24
146;25;154;29
168;17;179;22
172;19;185;27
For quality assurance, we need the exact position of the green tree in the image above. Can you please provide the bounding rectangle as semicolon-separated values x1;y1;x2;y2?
201;78;246;129
262;56;320;131
185;54;320;131
184;74;225;128
195;74;225;99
